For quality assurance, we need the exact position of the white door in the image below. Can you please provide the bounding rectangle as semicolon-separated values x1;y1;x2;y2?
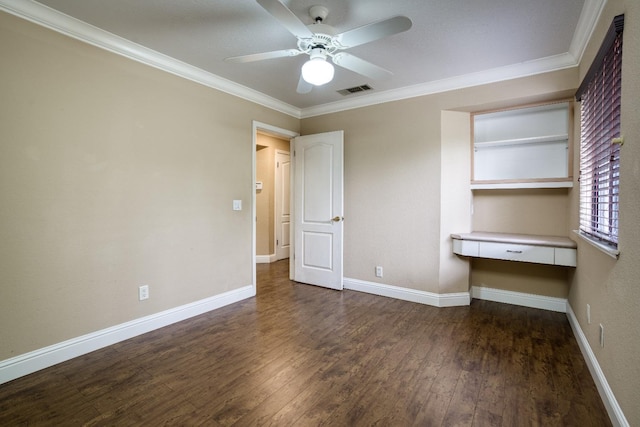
275;150;290;260
293;131;344;290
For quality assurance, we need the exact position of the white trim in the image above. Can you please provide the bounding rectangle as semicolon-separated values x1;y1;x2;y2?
566;303;629;427
256;254;277;263
0;0;604;119
300;53;578;118
274;149;290;262
252;132;257;289
471;286;567;313
0;285;254;385
0;0;300;119
470;181;573;190
573;230;620;259
255;123;299;141
569;0;608;64
343;278;470;308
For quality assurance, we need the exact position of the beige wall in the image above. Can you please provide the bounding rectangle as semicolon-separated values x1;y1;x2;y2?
568;0;640;423
471;188;571;297
255;133;289;256
301;68;578;293
439;111;472;293
473;188;570;236
472;259;569;298
0;11;298;360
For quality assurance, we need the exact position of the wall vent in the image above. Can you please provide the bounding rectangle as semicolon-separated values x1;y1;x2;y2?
337;84;373;96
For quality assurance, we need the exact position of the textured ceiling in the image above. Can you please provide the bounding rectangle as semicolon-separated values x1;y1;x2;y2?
33;0;587;111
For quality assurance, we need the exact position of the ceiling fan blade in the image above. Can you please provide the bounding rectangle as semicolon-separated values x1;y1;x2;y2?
225;49;301;63
334;16;412;48
297;74;313;94
332;52;393;80
257;0;314;39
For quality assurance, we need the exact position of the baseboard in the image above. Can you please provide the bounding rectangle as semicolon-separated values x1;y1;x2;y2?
343;278;470;307
566;304;628;427
256;254;277;263
471;286;567;313
0;285;255;385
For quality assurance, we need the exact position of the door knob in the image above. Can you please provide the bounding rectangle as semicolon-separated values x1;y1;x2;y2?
332;216;344;222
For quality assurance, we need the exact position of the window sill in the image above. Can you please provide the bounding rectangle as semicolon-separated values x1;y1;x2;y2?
572;230;620;260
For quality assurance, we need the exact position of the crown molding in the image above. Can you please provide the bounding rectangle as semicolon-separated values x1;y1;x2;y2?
0;0;302;118
2;0;604;119
300;52;578;118
569;0;607;65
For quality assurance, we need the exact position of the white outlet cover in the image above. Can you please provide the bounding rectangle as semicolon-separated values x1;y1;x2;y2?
375;266;383;277
139;285;149;301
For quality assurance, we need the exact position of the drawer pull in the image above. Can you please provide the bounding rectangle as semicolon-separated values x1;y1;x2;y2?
506;249;523;254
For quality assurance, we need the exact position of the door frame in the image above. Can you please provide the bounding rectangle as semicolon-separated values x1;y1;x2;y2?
252;121;299;289
274;149;290;261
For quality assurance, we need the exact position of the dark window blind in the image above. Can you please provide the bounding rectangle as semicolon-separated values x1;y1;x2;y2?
577;15;624;248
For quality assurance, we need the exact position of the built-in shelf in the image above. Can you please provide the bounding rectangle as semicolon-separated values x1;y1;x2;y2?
451;232;577;267
474;134;569;149
472;101;572;187
470;180;573;190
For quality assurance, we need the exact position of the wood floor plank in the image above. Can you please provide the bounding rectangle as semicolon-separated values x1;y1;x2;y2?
318;309;424;426
413;359;462;426
475;372;506;418
0;260;612;426
275;299;409;425
441;369;483;426
473;407;503;427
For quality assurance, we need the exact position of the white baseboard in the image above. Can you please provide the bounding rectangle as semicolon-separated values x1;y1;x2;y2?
471;286;567;313
256;254;277;263
566;304;628;427
0;285;255;385
343;278;470;307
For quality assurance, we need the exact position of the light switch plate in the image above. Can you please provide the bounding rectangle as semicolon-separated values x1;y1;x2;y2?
233;200;242;211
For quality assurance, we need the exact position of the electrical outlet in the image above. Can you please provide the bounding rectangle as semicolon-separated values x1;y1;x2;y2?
599;324;604;347
139;285;149;301
375;266;383;278
587;304;591;324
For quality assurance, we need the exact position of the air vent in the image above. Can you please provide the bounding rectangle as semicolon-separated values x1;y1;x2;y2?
337;84;373;96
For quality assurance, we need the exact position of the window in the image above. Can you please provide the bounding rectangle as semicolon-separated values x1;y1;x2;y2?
576;15;624;249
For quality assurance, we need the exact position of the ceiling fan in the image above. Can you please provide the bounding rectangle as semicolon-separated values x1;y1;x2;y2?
225;0;412;94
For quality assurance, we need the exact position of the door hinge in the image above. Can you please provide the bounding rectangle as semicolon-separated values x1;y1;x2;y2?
277;161;280;167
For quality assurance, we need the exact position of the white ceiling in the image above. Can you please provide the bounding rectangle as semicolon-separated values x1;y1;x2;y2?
14;0;598;114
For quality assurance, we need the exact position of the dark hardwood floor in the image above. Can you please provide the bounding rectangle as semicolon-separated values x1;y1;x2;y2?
0;260;611;426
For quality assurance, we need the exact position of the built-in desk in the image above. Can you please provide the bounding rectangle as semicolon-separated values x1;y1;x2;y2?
451;232;577;267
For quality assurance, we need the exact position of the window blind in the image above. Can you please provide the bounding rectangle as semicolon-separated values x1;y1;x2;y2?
576;15;624;247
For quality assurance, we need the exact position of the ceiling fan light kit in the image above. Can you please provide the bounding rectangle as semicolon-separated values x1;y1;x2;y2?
301;48;335;86
227;0;412;93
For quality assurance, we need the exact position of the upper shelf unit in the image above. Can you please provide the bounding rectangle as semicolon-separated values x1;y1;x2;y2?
471;101;573;189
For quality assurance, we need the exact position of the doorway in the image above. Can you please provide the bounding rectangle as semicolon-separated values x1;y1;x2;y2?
255;134;290;262
252;122;298;287
252;122;344;290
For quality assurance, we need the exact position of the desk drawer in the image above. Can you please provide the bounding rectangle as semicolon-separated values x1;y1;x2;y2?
478;242;555;264
453;239;479;257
